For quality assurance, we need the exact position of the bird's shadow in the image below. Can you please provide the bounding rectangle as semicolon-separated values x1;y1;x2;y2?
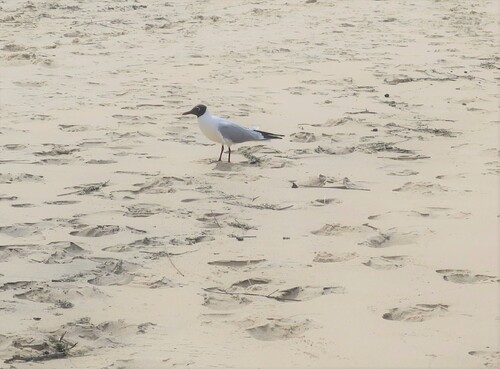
212;161;244;172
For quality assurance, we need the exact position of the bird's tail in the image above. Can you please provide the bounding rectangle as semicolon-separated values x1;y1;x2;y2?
255;130;284;140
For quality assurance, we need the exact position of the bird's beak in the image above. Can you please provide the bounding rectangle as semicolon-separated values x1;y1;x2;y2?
182;109;195;116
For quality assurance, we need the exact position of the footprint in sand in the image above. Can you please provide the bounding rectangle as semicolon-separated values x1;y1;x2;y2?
276;286;346;301
368;208;470;220
367;210;429;220
300;174;335;187
386;169;419;176
196;212;227;229
2;318;151;361
45;200;81;205
4;50;53;66
61;318;145;349
11;203;37;208
311;198;342;207
363;256;408;270
357;142;415;156
170;235;214;246
383;304;448;322
246;318;314;341
127;176;185;194
314;145;356;156
0;246;37;262
313;252;358;263
58;124;89;132
1;332;79;364
208;259;267;268
202;294;251;311
468;350;500;368
424;207;471;219
86;159;117;165
146;277;182;289
70;225;120;237
0;223;50;237
392;181;449;195
102;236;170;253
102;244;137;253
483;160;499;175
360;227;429;248
290;132;317;143
77;139;109;149
87;271;134;286
58;180;110;198
87;259;140;286
322;116;360;127
0;280;38;292
230;278;271;289
214;276;344;304
436;269;499;284
33;144;80;157
2;143;27;150
211;162;246;172
311;223;355;236
43;241;89;264
124;203;171;217
435;173;467;181
13;282;103;305
0;173;44;184
226;279;345;302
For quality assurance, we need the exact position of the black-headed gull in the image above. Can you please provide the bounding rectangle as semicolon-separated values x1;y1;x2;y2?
182;104;283;163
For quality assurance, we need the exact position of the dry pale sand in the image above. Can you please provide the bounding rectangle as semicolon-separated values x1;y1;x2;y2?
0;0;499;368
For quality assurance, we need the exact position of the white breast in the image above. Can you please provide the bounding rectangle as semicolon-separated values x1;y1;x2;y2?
197;115;224;144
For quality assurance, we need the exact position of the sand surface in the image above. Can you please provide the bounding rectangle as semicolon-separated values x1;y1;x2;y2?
0;0;499;368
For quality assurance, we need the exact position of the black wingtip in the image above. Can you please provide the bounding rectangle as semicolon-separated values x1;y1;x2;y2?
254;130;284;140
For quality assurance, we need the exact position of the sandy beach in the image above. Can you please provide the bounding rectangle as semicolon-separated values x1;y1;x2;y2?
0;0;498;368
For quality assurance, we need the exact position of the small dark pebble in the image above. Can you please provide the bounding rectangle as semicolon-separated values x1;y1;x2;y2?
462;103;466;105
283;237;290;240
372;128;378;132
236;236;244;241
291;182;298;188
464;71;468;73
33;317;41;321
384;93;389;98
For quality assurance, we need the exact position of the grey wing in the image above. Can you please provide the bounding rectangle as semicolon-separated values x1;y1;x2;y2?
218;122;262;144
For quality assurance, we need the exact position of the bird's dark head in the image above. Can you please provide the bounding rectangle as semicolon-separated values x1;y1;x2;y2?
182;104;207;117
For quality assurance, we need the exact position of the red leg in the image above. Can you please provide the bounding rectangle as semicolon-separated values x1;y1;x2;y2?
218;145;224;161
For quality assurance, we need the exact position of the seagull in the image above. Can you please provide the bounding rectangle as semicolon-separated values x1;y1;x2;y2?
182;104;284;163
